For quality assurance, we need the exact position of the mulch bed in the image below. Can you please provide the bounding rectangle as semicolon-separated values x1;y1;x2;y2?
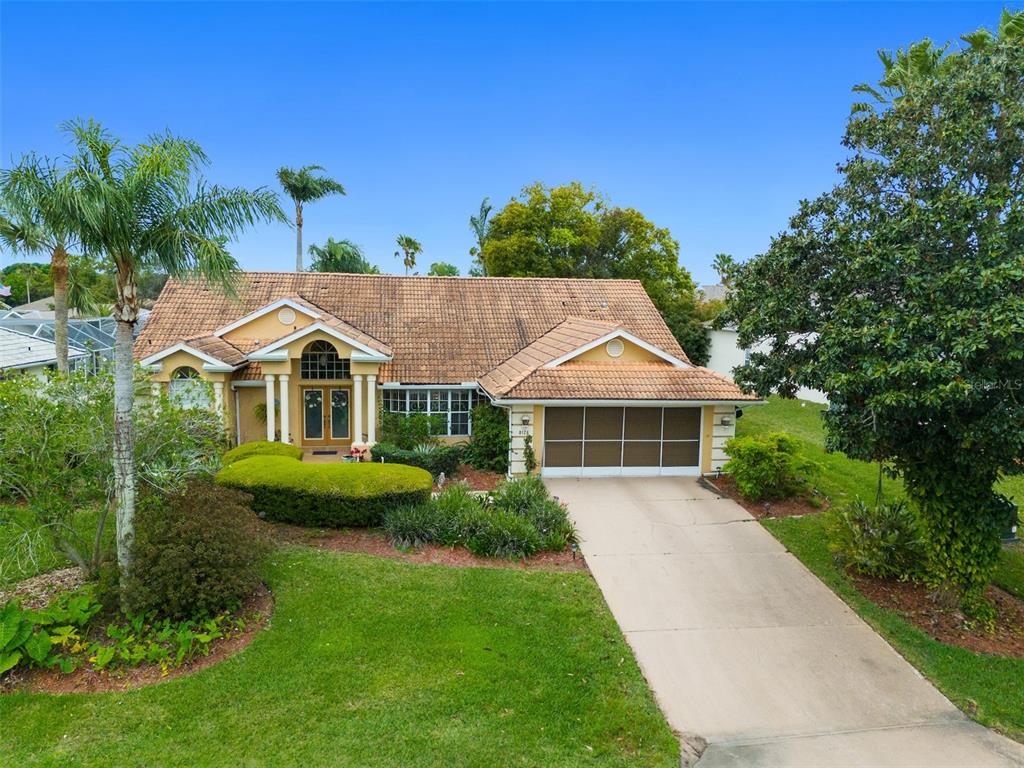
0;567;86;610
273;525;587;573
702;474;828;519
433;464;504;493
851;575;1024;658
2;584;274;695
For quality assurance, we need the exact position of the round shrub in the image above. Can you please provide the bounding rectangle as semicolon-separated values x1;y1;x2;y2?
222;440;304;466
722;432;817;501
123;481;270;619
216;456;433;527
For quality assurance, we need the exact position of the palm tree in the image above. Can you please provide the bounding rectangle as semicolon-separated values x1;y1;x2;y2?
65;119;285;605
276;165;346;271
307;238;380;273
394;235;422;275
468;197;491;276
0;156;95;371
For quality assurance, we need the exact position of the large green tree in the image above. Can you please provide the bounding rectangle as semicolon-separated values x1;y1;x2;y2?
724;19;1024;611
65;120;285;606
482;182;708;363
427;261;459;276
276;165;345;272
308;238;380;274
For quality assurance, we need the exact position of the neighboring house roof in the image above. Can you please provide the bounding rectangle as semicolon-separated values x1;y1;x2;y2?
135;273;687;384
0;326;88;370
495;361;759;401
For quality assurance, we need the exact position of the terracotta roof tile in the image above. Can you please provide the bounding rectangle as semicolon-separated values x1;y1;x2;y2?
498;362;759;401
184;335;247;367
478;317;621;397
135;273;687;383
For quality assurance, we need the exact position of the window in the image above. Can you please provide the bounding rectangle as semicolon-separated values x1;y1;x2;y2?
168;366;210;409
300;340;350;380
381;387;480;436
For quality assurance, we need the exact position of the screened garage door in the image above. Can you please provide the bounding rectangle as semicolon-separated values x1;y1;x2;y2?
542;406;701;477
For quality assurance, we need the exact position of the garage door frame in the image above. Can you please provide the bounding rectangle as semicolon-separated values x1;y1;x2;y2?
540;405;704;478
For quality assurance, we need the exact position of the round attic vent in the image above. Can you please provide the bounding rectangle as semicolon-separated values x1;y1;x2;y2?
278;307;296;325
606;338;625;358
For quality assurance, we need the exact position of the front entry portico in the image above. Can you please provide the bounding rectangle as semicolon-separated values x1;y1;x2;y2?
301;386;350;446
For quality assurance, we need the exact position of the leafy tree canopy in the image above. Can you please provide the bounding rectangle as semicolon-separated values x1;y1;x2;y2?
427;261;459;276
0;262;51;305
482;182;708;364
308;238;380;274
724;19;1024;609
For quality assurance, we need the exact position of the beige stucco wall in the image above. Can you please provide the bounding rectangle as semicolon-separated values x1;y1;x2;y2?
572;337;664;363
221;306;316;345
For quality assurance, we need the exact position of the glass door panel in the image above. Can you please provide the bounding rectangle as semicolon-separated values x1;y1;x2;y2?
304;388;324;440
330;389;350;439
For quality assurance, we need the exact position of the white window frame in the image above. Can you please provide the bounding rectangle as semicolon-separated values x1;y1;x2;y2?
381;386;479;436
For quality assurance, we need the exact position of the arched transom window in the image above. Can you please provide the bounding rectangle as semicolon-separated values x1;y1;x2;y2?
168;366;210;409
300;340;350;380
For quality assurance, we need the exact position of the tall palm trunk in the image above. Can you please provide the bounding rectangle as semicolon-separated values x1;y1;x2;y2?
51;242;69;372
295;203;303;272
112;267;139;609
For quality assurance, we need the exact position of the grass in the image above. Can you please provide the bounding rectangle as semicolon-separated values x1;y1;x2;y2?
741;397;1024;740
0;547;679;767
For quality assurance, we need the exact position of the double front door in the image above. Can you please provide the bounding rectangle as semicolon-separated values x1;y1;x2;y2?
302;386;350;445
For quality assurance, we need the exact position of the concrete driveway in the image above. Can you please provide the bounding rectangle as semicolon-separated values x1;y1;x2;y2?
546;477;1024;768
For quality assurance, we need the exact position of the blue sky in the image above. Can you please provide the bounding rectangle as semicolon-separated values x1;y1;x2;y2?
0;1;1012;284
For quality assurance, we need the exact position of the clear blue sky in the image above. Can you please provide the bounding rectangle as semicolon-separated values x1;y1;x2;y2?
0;1;1012;284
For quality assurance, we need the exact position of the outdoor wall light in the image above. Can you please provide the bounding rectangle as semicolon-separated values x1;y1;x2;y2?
520;415;531;425
720;416;733;426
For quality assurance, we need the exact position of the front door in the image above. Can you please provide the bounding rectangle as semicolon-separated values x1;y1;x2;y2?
302;387;350;446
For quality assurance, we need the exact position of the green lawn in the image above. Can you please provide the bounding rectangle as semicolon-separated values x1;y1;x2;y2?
1;547;679;767
741;397;1024;741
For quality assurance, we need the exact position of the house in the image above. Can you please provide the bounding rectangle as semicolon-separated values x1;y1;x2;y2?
135;273;758;477
0;326;88;378
700;285;828;405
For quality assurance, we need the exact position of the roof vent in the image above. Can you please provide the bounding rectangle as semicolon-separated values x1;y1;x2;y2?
606;338;625;358
278;307;296;325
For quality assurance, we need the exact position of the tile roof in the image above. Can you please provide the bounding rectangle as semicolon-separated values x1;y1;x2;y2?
496;360;759;401
183;335;247;367
135;273;687;383
284;296;392;356
478;317;621;397
0;327;88;370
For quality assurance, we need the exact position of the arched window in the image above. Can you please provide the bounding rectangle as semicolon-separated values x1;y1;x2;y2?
168;366;210;409
300;340;350;380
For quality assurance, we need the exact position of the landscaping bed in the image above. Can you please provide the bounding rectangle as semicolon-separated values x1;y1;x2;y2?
703;473;825;519
850;575;1024;658
4;584;272;695
273;525;586;572
437;463;504;492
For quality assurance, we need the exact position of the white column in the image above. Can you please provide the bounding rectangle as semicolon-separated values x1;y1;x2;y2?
353;374;364;444
213;381;224;421
264;374;276;441
366;374;377;445
278;374;290;444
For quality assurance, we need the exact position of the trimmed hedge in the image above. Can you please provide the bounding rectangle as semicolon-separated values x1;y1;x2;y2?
215;456;432;527
223;440;304;466
370;442;463;478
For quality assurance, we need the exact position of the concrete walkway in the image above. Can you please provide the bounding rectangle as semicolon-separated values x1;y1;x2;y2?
546;477;1024;768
